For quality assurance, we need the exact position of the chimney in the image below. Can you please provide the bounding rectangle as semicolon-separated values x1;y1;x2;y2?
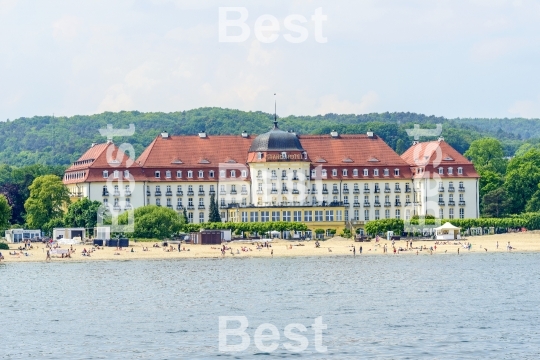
161;131;169;138
91;143;97;147
438;136;444;142
413;141;419;145
198;130;207;138
241;131;248;138
330;130;339;138
367;130;374;138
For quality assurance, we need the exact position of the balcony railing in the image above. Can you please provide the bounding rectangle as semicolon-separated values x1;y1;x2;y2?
102;191;109;196
209;190;215;195
176;205;184;210
292;189;299;194
364;189;370;193
114;191;120;196
125;190;131;196
384;188;391;193
343;189;349;194
311;190;318;194
177;191;183;196
281;190;288;194
198;191;205;196
395;201;401;206
459;187;465;192
448;187;455;192
374;188;380;193
187;205;195;210
146;191;151;196
292;177;299;181
459;200;466;206
384;202;391;207
187;191;194;196
167;204;173;208
374;202;381;207
166;191;173;196
198;205;205;209
405;187;411;193
438;201;445;206
271;190;278;194
257;190;263;195
155;191;162;196
438;187;445;192
230;190;237;195
353;202;361;207
353;189;360;194
394;188;401;193
363;202;371;207
322;190;328;194
281;176;288;180
220;191;226;195
405;202;412;206
448;201;455;206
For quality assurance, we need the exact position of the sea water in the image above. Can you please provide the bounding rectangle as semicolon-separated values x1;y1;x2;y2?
1;253;540;359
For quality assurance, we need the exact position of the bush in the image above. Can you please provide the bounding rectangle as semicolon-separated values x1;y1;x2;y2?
0;242;9;250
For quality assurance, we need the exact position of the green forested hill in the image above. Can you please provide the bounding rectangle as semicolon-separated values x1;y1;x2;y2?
0;107;534;166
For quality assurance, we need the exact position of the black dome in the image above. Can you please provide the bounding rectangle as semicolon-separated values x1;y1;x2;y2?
249;124;304;152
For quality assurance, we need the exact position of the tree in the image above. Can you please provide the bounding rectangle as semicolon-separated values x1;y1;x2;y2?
208;193;221;222
395;139;406;155
64;198;102;233
0;194;12;231
504;150;540;213
464;138;507;174
118;205;184;239
525;185;540;212
24;175;70;230
482;188;511;218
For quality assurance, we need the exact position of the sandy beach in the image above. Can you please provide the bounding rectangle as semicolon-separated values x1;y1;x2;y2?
1;232;539;263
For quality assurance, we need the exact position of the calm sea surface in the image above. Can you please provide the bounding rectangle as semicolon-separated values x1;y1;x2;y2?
1;253;540;359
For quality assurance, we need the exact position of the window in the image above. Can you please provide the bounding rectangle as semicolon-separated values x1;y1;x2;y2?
332;169;337;176
363;169;368;176
166;185;172;194
322;169;327;177
325;210;334;221
459;208;464;219
257;152;263;160
283;211;291;222
439;194;444;202
167;198;172;207
281;152;287;159
271;170;277;178
449;208;454;219
103;198;108;205
448;167;453;175
241;212;248;222
177;198;182;207
209;170;214;178
124;170;130;178
156;198;161;206
166;170;171;178
384;169;389;176
354;209;359;220
375;210;380;220
220;170;225;178
188;212;193;223
385;209;390;219
188;198;193;206
364;210;369;221
155;171;160;178
374;169;379;176
405;209;411;220
294;211;302;222
345;210;349;221
250;212;259;222
272;211;280;221
198;198;204;206
257;170;262;178
199;212;204;223
315;211;323;222
230;170;236;178
304;211;313;222
103;170;108;178
458;167;463;175
439;167;444;175
395;209;400;219
311;169;316;178
394;169;400;176
353;169;358;176
177;170;182;178
198;170;204;178
343;169;348;176
187;170;193;178
439;208;444;219
241;170;247;178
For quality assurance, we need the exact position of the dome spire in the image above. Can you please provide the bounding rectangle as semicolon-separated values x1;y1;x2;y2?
273;93;278;129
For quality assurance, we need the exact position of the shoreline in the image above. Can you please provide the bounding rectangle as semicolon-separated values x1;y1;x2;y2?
1;232;539;263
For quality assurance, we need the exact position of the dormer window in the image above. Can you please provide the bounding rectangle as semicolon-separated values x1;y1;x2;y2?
124;170;130;178
155;171;160;178
176;170;182;178
198;170;204;178
209;170;214;178
231;170;236;178
257;152;263;160
457;167;463;175
322;169;327;177
103;170;108;178
394;169;400;176
113;170;119;179
303;151;307;160
374;169;379;176
241;170;247;178
332;169;337;176
281;152;287;159
165;170;171;178
311;169;316;178
448;167;453;175
383;169;389;176
363;169;368;176
187;170;193;178
438;168;444;175
220;170;225;178
343;169;348;176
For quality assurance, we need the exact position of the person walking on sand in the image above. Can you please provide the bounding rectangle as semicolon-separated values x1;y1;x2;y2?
360;246;362;254
271;249;273;257
46;249;51;262
458;248;460;255
497;241;499;249
353;246;356;256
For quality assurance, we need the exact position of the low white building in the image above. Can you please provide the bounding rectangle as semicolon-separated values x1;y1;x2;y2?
4;229;41;243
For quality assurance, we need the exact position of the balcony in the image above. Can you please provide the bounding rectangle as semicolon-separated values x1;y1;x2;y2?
176;205;184;210
220;190;226;195
257;190;263;195
271;189;278;194
113;205;121;211
187;191;194;196
438;187;445;192
438;201;445;206
198;205;205;210
374;188;380;193
374;202;381;207
198;191;205;196
343;188;349;194
125;190;131;196
363;189;370;193
102;191;109;196
146;190;151;196
292;177;299;181
384;188;391;193
187;205;195;210
167;204;173;208
448;201;455;206
177;191;183;196
395;201;402;206
155;191;162;196
124;204;133;210
394;188;401;193
166;191;173;196
353;189;360;194
256;175;263;179
281;189;288;194
459;187;465;192
459;200;466;206
405;187;411;193
230;190;237;195
405;202;411;207
241;190;248;195
281;176;288;180
292;189;300;194
322;189;329;194
353;202;361;208
219;203;227;209
384;202;391;207
209;190;215;195
344;201;349;206
311;190;318;194
271;175;278;180
114;191;120;196
448;187;455;192
363;202;371;207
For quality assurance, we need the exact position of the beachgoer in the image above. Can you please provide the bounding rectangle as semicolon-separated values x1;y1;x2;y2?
353;246;356;256
360;246;362;254
458;248;460;255
46;250;51;261
271;249;273;257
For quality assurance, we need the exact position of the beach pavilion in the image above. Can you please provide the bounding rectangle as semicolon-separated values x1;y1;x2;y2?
434;222;461;240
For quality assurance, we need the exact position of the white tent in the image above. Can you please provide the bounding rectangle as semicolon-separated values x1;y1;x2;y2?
434;222;461;240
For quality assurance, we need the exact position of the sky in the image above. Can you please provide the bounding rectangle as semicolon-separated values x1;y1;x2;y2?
1;0;540;120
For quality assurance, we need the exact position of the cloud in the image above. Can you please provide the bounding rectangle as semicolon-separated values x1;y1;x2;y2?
316;91;379;115
509;95;540;118
97;84;133;113
52;15;81;41
165;24;215;43
0;0;17;15
470;37;526;61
